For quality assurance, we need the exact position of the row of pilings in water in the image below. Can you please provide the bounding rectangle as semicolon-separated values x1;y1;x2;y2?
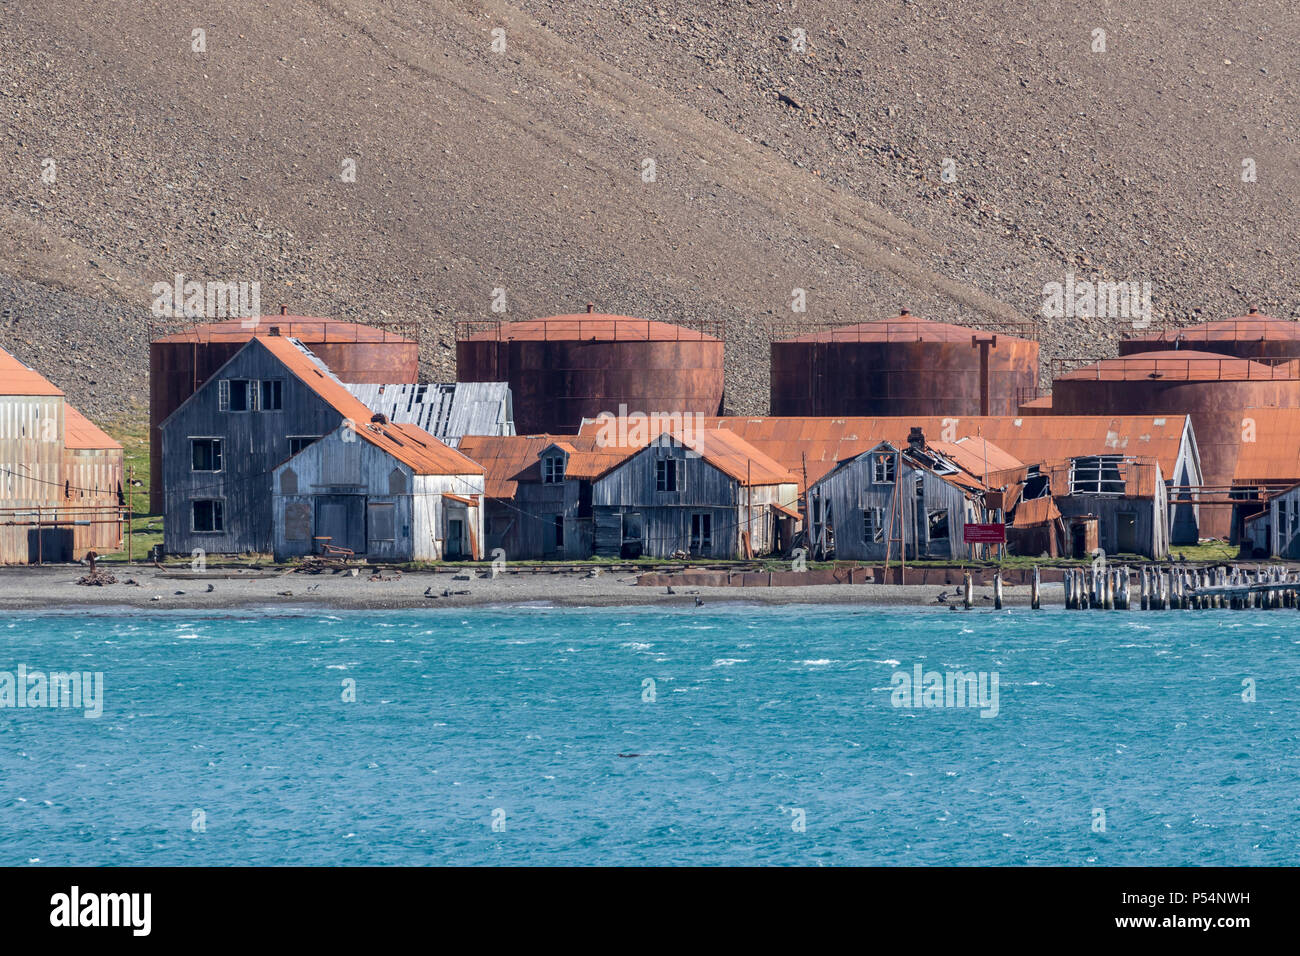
1060;565;1298;610
960;565;1298;610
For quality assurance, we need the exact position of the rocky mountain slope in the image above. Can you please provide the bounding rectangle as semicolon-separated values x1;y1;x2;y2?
2;0;1296;421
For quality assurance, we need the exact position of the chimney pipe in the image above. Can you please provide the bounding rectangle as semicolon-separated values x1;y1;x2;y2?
586;302;594;314
280;305;288;315
907;426;925;449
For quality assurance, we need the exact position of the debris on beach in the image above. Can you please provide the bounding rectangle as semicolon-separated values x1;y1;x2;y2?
76;568;117;586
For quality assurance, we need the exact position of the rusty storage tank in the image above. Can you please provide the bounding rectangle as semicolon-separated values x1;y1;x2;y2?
456;311;725;435
769;310;1039;417
149;315;419;502
1050;349;1300;539
1119;309;1300;361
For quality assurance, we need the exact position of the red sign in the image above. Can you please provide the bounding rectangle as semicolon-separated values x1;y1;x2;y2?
963;523;1006;544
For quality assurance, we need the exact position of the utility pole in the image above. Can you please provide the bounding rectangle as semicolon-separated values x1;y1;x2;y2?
126;464;133;565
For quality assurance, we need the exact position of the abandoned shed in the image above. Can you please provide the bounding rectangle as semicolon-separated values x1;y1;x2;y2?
0;345;123;563
270;418;484;562
160;334;419;555
807;430;1014;561
590;429;799;559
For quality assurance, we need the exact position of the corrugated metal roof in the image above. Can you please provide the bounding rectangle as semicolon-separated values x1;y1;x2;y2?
671;428;798;486
930;436;1024;475
1038;455;1163;499
259;337;480;475
345;382;514;444
1232;407;1300;485
152;317;412;344
776;312;1033;344
462;314;719;342
0;345;64;396
1056;349;1286;381
578;415;1190;490
1013;495;1061;527
63;405;122;451
457;435;565;498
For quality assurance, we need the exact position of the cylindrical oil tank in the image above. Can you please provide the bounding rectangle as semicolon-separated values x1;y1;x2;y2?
1050;349;1300;539
456;313;725;434
149;317;419;502
769;311;1039;417
1118;309;1300;361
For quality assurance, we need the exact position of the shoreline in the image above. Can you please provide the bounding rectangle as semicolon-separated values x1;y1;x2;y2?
0;566;1041;611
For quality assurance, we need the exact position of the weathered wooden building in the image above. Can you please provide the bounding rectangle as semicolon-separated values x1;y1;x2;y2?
456;433;633;560
271;419;484;562
1048;456;1169;559
591;430;799;559
160;334;401;555
0;346;123;563
807;433;1003;561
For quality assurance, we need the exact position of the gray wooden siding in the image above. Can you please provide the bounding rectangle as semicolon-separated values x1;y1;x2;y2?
162;341;347;555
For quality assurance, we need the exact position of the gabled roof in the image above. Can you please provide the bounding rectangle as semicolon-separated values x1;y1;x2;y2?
457;435;566;498
63;406;122;451
664;428;798;486
0;345;63;396
578;415;1193;490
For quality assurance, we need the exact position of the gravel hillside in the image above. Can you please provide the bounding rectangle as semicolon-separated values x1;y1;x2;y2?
2;0;1296;422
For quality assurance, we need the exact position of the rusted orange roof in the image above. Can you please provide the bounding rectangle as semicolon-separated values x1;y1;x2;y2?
1124;312;1300;345
930;436;1023;476
63;405;122;451
153;317;412;345
1232;407;1300;486
257;337;478;475
462;314;719;343
457;434;564;497
675;428;798;486
1013;495;1061;527
1056;350;1287;382
0;345;63;396
771;501;802;520
776;313;1033;344
576;415;1191;490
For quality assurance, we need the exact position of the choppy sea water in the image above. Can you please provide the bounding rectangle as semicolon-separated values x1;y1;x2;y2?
0;605;1297;866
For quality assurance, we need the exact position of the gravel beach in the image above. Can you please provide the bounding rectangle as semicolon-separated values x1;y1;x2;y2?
0;566;1041;612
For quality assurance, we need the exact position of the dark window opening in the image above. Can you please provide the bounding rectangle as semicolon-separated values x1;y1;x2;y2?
260;379;283;411
192;499;224;533
191;438;222;472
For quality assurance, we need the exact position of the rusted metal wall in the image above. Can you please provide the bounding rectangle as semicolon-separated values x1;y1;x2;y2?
1050;377;1300;538
457;336;725;434
149;322;419;502
770;338;1039;417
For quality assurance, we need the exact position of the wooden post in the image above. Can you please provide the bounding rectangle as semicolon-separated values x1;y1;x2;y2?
126;464;133;566
994;570;1003;610
1031;565;1041;610
1065;568;1074;609
963;570;973;609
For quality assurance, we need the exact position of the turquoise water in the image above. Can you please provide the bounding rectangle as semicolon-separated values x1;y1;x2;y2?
1;605;1297;866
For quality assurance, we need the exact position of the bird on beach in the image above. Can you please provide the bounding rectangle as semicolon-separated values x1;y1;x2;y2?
936;590;950;603
206;583;214;593
695;596;704;607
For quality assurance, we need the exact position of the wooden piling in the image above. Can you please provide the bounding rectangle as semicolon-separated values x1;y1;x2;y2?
1031;566;1041;610
963;571;973;610
994;571;1003;610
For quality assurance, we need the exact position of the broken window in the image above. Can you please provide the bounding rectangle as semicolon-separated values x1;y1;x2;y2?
928;509;950;540
690;512;712;552
872;452;896;484
657;458;683;492
542;455;565;484
863;507;884;543
191;438;222;472
192;499;224;533
1070;456;1125;495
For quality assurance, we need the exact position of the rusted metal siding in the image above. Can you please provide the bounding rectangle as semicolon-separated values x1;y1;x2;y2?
457;316;724;434
163;345;350;555
61;447;123;553
770;332;1039;417
809;448;974;561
